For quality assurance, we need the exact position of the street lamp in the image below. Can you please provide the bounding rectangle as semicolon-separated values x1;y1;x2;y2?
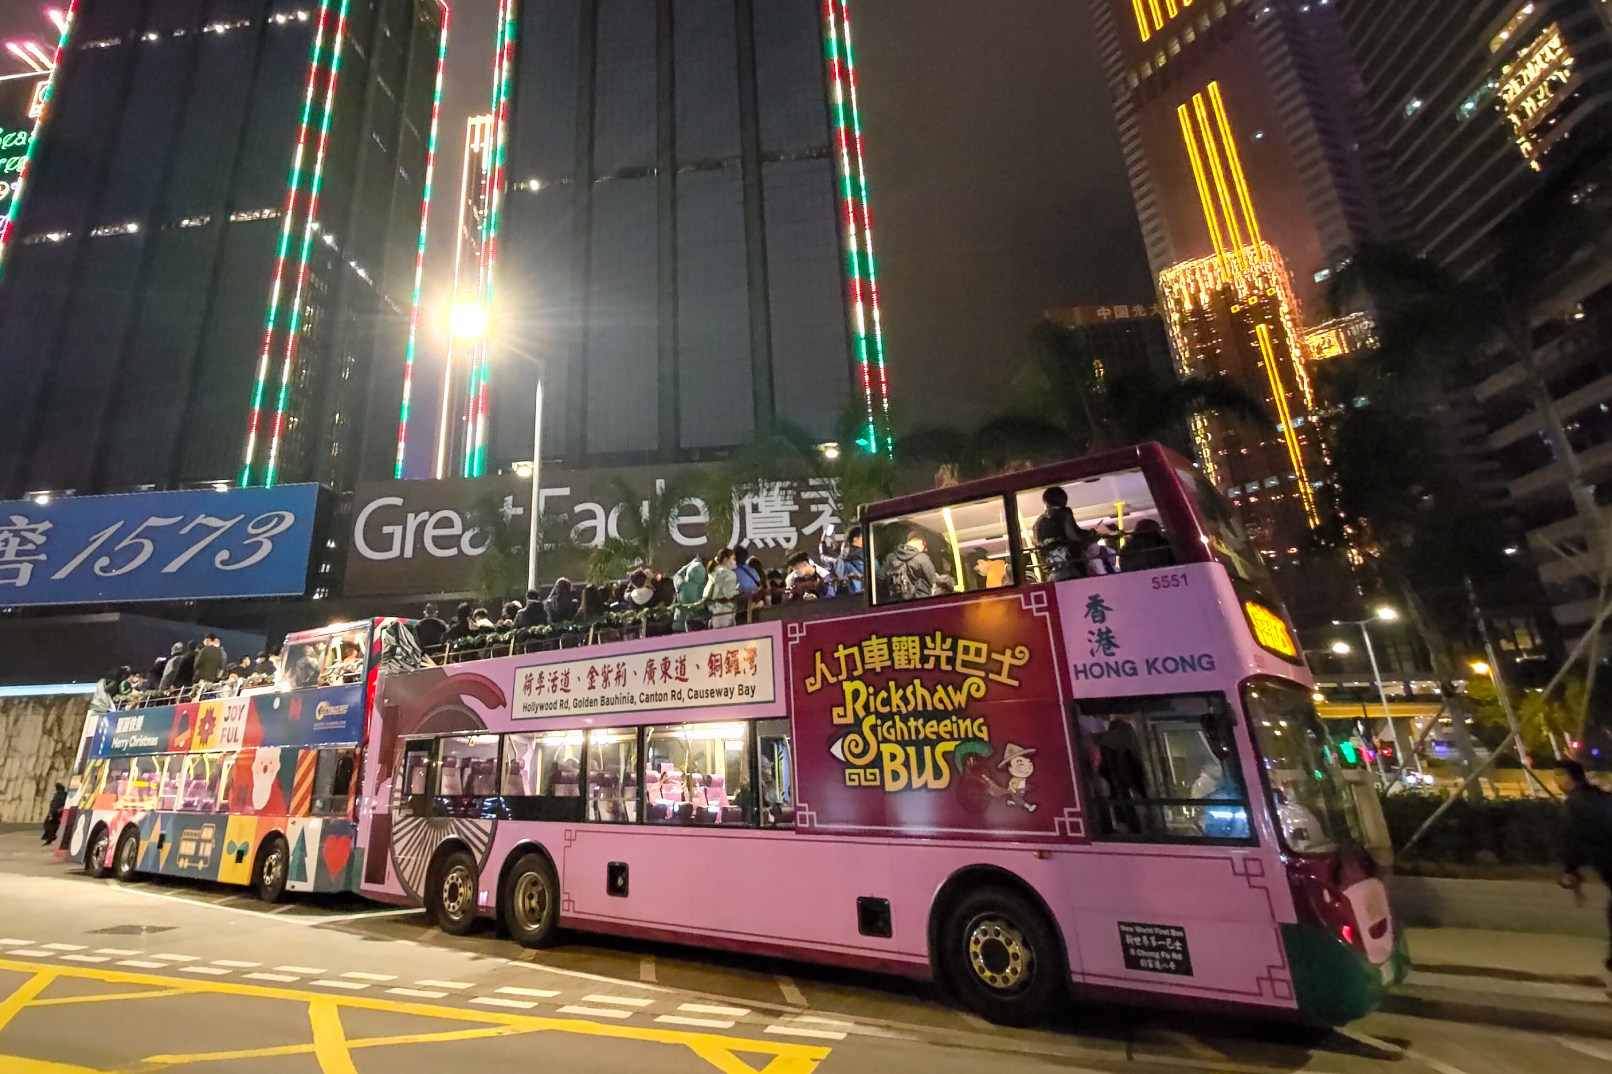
1332;607;1422;776
448;304;544;595
1330;640;1351;655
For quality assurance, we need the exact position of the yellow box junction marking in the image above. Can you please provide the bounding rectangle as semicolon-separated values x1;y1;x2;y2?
0;957;830;1074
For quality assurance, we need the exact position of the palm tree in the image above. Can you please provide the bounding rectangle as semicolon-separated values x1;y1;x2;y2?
587;471;713;582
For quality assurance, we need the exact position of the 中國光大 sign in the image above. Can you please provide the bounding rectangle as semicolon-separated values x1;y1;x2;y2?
789;591;1080;839
512;635;777;719
0;485;319;607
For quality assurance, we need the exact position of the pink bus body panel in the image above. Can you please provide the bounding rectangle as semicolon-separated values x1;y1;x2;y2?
359;563;1308;1012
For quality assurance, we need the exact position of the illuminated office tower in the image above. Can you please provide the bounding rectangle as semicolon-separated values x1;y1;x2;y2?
1090;0;1385;563
0;0;447;497
464;0;889;475
434;112;494;479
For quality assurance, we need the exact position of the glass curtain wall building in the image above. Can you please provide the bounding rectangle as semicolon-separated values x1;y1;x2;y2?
449;0;888;477
0;0;447;498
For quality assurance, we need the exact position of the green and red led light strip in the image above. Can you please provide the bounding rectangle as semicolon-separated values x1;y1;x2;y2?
823;0;888;455
394;1;451;479
242;0;335;486
464;0;517;478
0;0;79;280
264;0;353;487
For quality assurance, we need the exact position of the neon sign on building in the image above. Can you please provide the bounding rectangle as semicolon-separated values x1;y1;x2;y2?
1498;23;1576;168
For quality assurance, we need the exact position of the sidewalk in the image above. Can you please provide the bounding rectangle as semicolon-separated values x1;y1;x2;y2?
1392;927;1612;1038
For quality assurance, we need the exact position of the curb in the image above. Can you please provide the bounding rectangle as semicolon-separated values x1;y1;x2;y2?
1386;990;1612;1041
1413;961;1606;989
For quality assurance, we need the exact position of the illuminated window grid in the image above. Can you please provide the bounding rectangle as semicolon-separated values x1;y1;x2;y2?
242;0;335;486
1134;0;1195;43
394;2;451;479
435;113;494;481
463;0;516;479
824;0;890;454
0;0;78;277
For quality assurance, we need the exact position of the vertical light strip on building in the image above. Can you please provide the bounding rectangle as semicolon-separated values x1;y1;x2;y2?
1191;95;1246;269
1132;0;1151;41
0;0;78;277
1176;104;1228;272
1208;82;1263;249
1255;323;1319;527
394;2;451;479
265;0;352;487
466;0;516;478
831;0;890;453
242;0;334;486
436;116;488;479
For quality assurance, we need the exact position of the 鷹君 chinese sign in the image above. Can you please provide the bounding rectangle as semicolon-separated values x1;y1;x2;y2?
513;636;777;719
0;485;319;606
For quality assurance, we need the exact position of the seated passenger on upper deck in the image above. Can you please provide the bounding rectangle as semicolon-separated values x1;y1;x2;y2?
882;533;938;601
1034;486;1096;581
1119;518;1175;573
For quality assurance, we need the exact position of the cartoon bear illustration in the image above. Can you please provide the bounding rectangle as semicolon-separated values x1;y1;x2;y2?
252;747;283;812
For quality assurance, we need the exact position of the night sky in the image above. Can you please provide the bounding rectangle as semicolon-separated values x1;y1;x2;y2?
0;0;1153;432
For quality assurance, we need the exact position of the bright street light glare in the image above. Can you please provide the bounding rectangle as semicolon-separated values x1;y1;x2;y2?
1330;641;1351;655
449;303;489;340
1470;661;1491;676
1375;607;1398;621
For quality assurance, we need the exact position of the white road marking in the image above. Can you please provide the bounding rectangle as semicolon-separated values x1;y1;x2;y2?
267;904;298;914
12;950;55;958
679;1003;750;1017
60;955;110;963
116;960;166;969
151;954;199;962
1558;1037;1612;1062
211;960;259;968
243;973;301;983
471;996;537;1010
0;939;32;947
766;1025;845;1041
656;1015;735;1029
794;1016;854;1028
556;1005;631;1019
340;971;397;982
639;957;656;983
311;979;369;990
387;987;449;999
42;943;87;951
495;986;560;998
308;908;423;926
958;1011;995;1032
416;979;474;990
275;965;327;974
775;975;807;1006
94;948;140;956
580;994;654;1007
1336;1027;1473;1074
180;966;231;976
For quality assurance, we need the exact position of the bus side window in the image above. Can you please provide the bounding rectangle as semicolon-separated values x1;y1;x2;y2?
644;723;751;827
499;731;586;823
439;734;499;798
587;730;638;824
754;718;795;829
399;740;433;816
1075;693;1254;844
312;748;358;816
870;496;1013;605
1014;469;1172;581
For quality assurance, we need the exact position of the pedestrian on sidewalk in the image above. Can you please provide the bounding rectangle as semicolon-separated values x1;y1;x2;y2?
41;782;66;846
1558;758;1612;971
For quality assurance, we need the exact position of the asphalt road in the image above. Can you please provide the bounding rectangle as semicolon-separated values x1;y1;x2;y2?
0;830;1607;1074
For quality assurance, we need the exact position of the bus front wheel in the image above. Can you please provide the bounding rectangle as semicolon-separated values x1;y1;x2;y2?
113;828;141;882
430;849;480;936
940;886;1063;1027
253;836;289;904
500;853;559;948
83;825;110;879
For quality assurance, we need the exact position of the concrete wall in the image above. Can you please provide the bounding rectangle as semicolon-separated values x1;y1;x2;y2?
0;693;87;825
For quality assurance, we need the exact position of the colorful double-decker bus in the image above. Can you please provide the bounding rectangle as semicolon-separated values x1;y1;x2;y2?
356;444;1406;1026
59;619;416;902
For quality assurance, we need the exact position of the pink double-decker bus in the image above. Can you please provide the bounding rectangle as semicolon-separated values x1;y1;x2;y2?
356;444;1406;1026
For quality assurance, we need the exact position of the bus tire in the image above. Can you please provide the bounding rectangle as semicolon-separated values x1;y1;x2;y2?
112;827;141;882
500;853;559;948
940;885;1064;1027
429;849;480;936
253;835;289;904
83;824;110;879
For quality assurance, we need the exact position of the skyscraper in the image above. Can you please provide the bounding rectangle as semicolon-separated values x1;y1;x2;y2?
0;0;447;498
445;0;888;478
1089;0;1385;565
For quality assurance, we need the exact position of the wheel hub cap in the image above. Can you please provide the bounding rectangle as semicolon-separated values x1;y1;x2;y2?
513;873;548;931
264;848;284;888
443;866;473;917
966;914;1032;992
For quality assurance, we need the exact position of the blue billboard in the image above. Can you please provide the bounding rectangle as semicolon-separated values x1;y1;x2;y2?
0;485;319;606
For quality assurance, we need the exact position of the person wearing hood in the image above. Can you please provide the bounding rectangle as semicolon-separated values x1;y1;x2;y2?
625;569;657;609
150;642;182;686
703;548;741;628
155;642;185;692
514;588;548;629
545;578;580;623
882;533;938;602
672;555;707;630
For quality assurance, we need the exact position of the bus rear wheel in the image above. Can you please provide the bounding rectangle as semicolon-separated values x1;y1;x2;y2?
83;825;110;879
500;853;559;948
113;827;141;882
430;849;480;936
253;835;289;904
941;886;1064;1027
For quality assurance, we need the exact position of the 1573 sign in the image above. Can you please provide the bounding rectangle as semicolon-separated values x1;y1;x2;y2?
0;485;320;606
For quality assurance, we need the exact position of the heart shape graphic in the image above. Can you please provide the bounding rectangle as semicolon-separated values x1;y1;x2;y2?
321;834;353;881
